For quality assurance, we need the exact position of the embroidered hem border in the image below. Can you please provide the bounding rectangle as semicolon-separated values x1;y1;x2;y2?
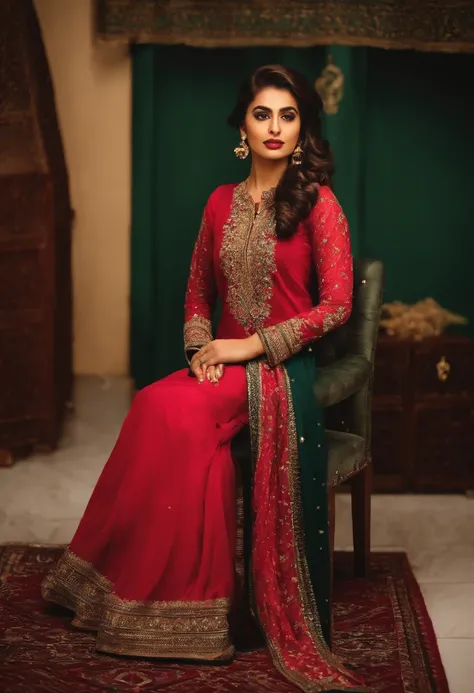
41;550;234;660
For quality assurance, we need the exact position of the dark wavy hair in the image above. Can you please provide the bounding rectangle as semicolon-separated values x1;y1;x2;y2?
228;65;334;239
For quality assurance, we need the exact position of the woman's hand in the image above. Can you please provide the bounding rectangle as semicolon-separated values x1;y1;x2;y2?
189;355;206;382
189;355;225;384
206;364;224;384
191;335;265;377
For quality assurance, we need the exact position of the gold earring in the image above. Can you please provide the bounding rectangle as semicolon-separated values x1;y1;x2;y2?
291;143;303;166
234;134;249;160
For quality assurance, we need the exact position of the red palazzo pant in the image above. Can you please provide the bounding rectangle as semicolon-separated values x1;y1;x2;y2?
42;366;249;659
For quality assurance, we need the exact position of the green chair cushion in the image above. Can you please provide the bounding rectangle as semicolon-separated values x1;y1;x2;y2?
326;429;365;486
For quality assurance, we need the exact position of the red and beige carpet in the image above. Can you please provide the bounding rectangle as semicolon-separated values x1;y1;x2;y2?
0;545;449;693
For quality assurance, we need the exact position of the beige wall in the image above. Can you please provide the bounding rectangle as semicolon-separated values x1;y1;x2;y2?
34;0;131;375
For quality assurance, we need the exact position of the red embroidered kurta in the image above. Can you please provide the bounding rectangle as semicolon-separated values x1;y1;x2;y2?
184;181;352;365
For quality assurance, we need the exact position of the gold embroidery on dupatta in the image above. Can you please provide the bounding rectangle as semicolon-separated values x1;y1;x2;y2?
220;181;276;334
245;363;361;691
280;369;367;691
282;369;331;650
246;359;263;460
42;549;233;660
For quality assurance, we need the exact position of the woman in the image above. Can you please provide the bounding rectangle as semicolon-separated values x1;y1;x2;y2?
42;65;366;692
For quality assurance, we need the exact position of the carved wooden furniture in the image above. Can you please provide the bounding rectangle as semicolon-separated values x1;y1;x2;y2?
0;0;73;464
372;335;474;492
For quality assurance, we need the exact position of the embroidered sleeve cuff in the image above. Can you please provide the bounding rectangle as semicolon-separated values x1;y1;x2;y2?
257;320;302;368
184;316;213;364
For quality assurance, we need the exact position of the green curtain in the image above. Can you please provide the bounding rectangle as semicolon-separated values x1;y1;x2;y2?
363;49;474;324
131;45;474;388
322;46;474;330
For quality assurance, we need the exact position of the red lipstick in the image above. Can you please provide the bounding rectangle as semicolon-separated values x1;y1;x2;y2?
264;139;284;150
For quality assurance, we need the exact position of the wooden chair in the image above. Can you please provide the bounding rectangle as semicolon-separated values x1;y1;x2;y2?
317;258;384;638
318;258;384;579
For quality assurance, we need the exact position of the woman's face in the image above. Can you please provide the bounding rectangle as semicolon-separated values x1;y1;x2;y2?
242;86;301;162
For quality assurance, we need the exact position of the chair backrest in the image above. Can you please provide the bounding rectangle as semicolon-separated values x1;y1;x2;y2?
324;258;384;457
347;258;385;362
315;258;384;363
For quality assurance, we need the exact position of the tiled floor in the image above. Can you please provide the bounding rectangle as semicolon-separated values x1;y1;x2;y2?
1;376;473;692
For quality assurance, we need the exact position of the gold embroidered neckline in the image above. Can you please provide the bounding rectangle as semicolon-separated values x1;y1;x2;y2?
220;181;277;333
242;179;276;211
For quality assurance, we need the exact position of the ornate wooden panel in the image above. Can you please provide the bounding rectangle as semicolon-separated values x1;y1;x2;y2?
0;0;72;462
413;337;474;398
372;335;474;492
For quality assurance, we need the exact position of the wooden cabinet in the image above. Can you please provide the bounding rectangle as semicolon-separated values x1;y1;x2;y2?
0;1;72;462
372;335;474;492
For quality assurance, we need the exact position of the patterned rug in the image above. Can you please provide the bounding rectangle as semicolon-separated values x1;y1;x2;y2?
0;545;449;693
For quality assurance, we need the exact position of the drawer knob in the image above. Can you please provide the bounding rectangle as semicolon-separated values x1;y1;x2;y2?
436;355;451;382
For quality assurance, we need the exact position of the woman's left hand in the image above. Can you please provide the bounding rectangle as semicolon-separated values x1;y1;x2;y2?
206;364;224;384
191;335;264;371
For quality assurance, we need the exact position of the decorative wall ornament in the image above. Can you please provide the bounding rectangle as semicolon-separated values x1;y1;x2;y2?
96;1;474;53
315;55;344;115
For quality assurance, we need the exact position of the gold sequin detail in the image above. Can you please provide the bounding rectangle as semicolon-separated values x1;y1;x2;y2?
220;181;276;334
42;550;233;660
246;359;263;460
244;362;365;691
184;315;213;361
281;368;364;688
257;322;301;368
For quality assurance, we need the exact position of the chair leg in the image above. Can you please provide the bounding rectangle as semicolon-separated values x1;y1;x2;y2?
328;486;336;645
350;464;372;578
